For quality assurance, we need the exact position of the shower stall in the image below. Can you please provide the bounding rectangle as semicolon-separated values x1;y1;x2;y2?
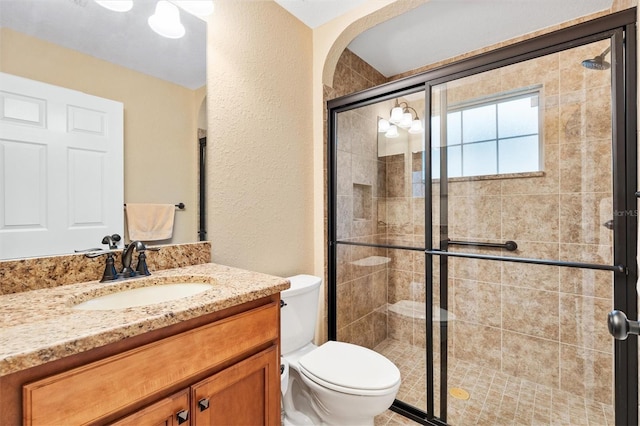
327;10;637;426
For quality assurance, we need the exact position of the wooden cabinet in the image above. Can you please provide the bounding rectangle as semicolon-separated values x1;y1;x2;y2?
192;347;279;425
21;297;281;426
110;390;190;426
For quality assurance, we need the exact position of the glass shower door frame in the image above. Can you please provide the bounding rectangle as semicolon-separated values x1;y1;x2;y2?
327;9;637;426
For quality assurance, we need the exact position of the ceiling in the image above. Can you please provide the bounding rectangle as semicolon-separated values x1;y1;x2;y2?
278;0;614;77
0;0;615;88
273;0;368;29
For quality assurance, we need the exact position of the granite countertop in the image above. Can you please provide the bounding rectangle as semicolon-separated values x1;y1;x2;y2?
0;263;290;377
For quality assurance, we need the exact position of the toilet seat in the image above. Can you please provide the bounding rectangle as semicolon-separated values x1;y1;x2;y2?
298;341;401;397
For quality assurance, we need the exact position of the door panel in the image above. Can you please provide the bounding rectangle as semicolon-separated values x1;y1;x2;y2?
0;72;123;259
431;38;618;425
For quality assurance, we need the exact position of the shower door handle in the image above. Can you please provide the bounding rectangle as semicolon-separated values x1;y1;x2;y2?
607;310;640;340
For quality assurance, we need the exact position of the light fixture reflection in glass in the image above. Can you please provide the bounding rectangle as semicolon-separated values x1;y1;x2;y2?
399;112;413;128
174;0;214;17
408;119;423;134
383;99;423;137
378;118;390;133
95;0;133;12
148;0;185;39
385;125;399;138
390;106;404;124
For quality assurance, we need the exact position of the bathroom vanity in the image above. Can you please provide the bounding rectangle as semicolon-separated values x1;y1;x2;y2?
0;263;289;425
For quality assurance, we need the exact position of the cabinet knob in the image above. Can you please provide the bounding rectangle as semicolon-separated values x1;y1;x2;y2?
176;409;189;424
198;398;210;412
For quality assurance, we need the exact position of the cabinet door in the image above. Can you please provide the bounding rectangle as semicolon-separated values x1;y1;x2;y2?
109;389;190;426
192;346;280;426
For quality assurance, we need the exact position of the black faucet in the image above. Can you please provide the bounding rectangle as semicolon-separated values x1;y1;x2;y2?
85;240;159;282
121;240;147;278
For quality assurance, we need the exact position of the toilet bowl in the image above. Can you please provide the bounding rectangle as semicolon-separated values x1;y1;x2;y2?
280;275;400;425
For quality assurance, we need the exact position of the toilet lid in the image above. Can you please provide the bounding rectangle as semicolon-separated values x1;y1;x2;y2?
298;341;400;393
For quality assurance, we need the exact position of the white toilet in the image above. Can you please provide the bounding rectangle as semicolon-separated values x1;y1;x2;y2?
281;275;401;426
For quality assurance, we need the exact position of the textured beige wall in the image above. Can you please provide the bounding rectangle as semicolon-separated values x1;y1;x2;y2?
205;1;313;277
0;28;203;246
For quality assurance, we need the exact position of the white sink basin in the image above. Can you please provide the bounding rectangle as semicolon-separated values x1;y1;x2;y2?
72;283;214;310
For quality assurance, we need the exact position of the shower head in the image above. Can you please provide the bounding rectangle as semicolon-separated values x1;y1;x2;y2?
581;46;611;70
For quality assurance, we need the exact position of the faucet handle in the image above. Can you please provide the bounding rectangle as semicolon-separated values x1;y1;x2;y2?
135;251;151;276
83;251;119;282
101;234;122;250
135;245;160;276
101;253;119;282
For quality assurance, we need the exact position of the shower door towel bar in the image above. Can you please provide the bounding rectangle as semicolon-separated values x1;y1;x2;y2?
124;203;185;210
335;240;626;273
447;239;518;251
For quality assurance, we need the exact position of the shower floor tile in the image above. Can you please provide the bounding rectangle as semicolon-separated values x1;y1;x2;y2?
373;339;615;426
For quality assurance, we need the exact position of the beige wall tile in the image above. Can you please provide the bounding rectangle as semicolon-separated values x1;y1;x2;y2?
352;275;374;319
337;282;353;328
336;195;352;239
560;140;612;194
449;195;502;240
585;86;612;140
452;278;501;328
386;159;406;197
373;309;388;347
450;256;502;284
543;95;560;145
560;193;613;245
337;150;353;196
559;65;585;93
559;293;612;354
389;269;413;304
502;286;559;340
453;322;501;370
389;311;413;344
559;267;613;299
502;194;559;243
350;314;375;349
560;344;613;405
502;242;560;291
502;331;560;388
559;242;613;266
372;269;388;309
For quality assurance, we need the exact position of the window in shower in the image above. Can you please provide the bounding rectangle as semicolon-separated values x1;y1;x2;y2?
430;87;541;179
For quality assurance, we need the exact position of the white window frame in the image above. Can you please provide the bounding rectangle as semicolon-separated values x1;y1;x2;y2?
430;85;543;179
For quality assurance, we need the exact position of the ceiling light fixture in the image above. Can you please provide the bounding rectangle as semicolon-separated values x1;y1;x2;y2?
378;100;423;138
173;0;214;17
148;0;185;39
95;0;133;12
94;0;214;38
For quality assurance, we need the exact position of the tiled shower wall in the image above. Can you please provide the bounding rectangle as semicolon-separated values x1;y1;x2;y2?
335;101;391;349
336;40;614;405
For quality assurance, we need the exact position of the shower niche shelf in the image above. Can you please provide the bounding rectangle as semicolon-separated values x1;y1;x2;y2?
352;184;372;220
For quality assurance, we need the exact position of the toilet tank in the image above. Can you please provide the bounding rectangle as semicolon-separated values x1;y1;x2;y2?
280;275;322;356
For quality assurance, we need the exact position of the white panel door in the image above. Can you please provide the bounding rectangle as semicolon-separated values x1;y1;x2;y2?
0;72;123;259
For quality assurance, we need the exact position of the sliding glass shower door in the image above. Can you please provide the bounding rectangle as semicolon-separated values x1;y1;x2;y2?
430;38;619;424
328;11;637;426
